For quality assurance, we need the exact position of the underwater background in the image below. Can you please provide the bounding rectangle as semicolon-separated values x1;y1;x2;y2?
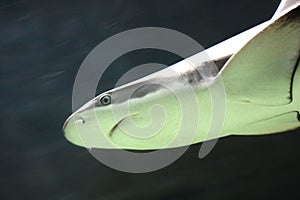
2;0;300;199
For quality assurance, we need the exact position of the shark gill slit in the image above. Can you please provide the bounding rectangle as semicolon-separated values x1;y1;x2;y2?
289;53;300;103
290;53;300;122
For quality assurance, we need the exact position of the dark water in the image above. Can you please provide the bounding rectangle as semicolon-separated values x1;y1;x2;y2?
2;0;300;199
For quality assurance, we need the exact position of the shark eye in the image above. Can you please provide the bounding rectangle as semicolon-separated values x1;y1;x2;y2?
99;94;111;106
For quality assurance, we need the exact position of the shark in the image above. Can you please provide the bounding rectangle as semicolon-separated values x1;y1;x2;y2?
63;0;300;150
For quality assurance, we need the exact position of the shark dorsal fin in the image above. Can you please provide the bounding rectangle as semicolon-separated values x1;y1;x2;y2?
272;0;300;20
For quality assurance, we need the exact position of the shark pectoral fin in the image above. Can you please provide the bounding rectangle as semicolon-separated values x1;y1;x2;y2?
233;111;300;135
220;5;300;106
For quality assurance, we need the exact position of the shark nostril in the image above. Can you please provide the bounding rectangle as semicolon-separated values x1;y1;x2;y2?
75;118;85;124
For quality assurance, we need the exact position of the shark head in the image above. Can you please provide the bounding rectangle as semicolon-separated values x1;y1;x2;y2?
63;59;221;150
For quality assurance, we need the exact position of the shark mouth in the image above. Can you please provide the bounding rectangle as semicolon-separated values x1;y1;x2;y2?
108;114;138;138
